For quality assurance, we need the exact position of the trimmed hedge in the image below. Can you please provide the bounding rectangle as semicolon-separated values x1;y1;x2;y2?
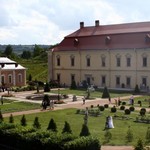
0;123;101;150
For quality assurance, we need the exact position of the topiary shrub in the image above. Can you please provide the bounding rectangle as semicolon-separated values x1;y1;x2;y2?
9;114;14;123
140;108;146;116
99;106;105;111
101;87;110;98
125;109;131;115
111;106;117;113
104;104;109;108
134;138;144;150
33;116;41;129
80;124;90;137
20;114;27;126
129;106;135;112
134;84;140;94
120;105;125;110
47;118;57;132
62;121;72;134
122;102;126;105
70;80;77;89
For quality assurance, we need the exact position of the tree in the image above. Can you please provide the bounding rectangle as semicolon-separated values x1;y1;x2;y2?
20;114;27;126
0;109;3;123
80;124;90;137
33;116;41;129
28;74;32;81
9;114;14;123
33;45;43;57
134;84;140;94
70;80;77;89
21;50;31;59
4;45;13;57
102;87;110;98
62;121;72;134
47;118;57;132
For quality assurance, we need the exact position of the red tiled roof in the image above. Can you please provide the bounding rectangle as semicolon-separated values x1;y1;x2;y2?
53;21;150;51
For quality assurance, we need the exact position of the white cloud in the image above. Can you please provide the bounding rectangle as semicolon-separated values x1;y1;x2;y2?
1;0;150;45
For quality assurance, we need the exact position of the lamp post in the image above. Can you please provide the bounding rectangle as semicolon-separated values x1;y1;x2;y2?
58;89;60;101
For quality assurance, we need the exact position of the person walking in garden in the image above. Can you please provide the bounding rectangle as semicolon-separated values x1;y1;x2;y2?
82;96;86;104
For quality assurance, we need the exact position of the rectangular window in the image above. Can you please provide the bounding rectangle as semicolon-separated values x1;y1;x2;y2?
127;57;131;67
142;77;147;87
57;58;60;66
116;76;120;85
116;58;121;67
102;76;106;85
143;57;147;67
126;77;131;86
71;58;75;66
87;77;91;85
101;57;105;67
87;58;90;67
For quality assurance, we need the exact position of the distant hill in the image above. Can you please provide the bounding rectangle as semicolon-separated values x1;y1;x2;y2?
0;44;51;55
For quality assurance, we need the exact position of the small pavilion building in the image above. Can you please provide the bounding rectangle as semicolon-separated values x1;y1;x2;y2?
0;57;26;89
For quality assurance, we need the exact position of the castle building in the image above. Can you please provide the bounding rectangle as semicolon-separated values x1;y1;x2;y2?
0;57;26;88
48;20;150;90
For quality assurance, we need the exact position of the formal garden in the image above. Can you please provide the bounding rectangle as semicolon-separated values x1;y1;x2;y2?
0;86;150;150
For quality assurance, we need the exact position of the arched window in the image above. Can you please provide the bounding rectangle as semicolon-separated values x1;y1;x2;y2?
105;36;111;44
70;55;75;66
8;74;12;84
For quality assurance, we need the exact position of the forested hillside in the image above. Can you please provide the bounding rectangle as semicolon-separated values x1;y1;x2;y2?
0;44;55;83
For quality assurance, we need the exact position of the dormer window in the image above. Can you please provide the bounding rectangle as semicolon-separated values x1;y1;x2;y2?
105;36;111;44
74;38;79;46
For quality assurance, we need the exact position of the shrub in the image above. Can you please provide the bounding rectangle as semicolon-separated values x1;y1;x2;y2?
80;124;90;137
125;109;131;115
122;102;126;105
33;116;41;129
0;109;4;123
47;118;57;132
126;126;133;142
70;80;77;89
62;121;72;134
120;105;125;110
111;106;117;113
104;129;112;143
134;138;144;150
134;84;140;94
145;127;150;142
20;114;27;126
129;106;135;112
9;114;14;123
104;104;109;108
140;108;146;116
101;87;110;98
99;106;105;111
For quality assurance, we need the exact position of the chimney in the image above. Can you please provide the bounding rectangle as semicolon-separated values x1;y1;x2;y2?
80;22;84;28
95;20;100;27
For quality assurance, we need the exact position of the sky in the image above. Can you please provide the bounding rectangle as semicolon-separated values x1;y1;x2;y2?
1;0;150;45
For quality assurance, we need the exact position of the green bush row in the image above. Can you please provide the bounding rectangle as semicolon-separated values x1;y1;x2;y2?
0;123;101;150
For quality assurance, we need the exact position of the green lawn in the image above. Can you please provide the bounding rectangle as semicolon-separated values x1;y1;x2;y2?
50;88;131;98
3;107;150;146
0;100;40;113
